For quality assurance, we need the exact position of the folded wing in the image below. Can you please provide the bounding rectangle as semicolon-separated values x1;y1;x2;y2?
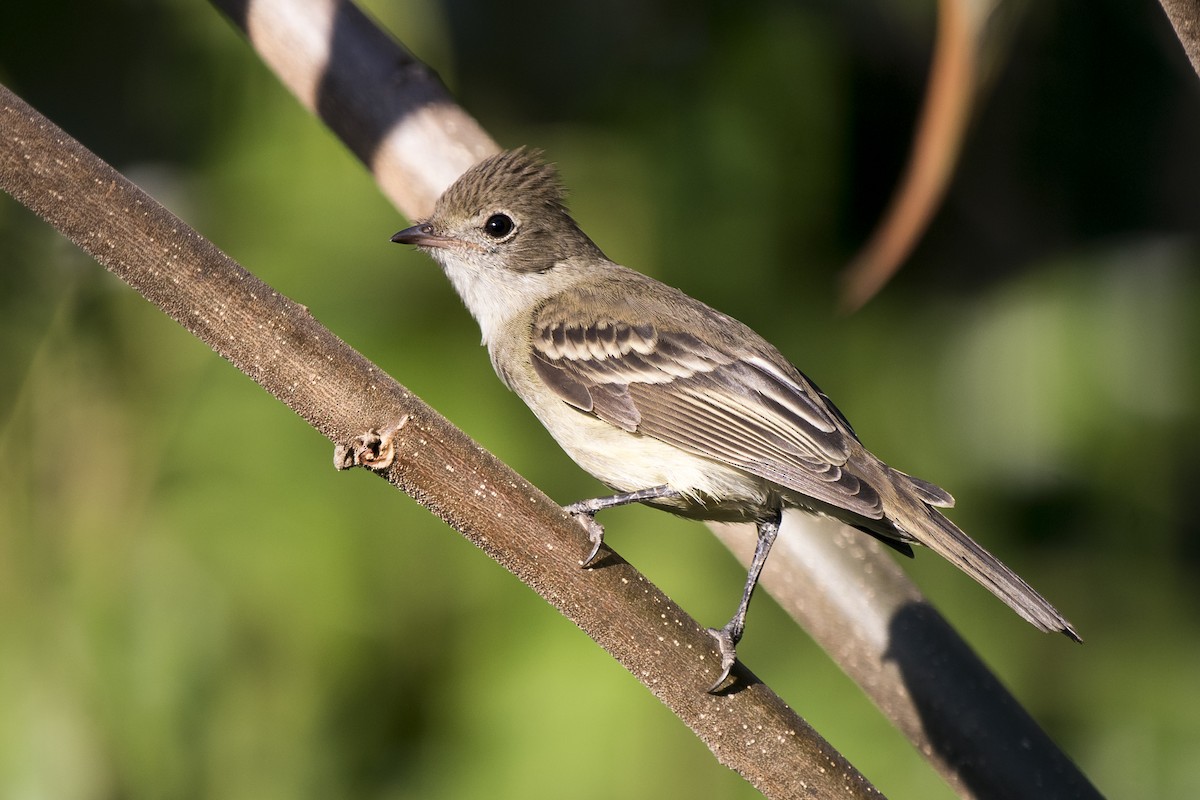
530;312;886;521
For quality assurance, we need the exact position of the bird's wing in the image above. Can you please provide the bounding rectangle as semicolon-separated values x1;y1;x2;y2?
529;311;886;520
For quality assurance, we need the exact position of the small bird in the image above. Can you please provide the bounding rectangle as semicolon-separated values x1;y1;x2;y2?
392;148;1079;691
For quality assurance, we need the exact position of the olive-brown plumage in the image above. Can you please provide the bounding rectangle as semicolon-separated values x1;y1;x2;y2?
393;148;1079;691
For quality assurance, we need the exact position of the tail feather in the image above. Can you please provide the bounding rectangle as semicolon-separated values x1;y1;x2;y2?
896;470;955;508
888;483;1081;642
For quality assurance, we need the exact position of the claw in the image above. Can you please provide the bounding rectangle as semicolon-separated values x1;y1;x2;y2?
567;509;606;567
699;511;778;693
561;486;679;568
705;625;739;693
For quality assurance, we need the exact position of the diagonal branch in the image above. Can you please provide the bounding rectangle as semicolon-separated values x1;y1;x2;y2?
0;82;878;800
1158;0;1200;78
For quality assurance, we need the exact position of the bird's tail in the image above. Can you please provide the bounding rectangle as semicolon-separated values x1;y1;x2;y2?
888;470;1081;642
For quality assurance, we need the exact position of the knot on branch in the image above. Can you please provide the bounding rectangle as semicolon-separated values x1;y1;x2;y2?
333;415;410;472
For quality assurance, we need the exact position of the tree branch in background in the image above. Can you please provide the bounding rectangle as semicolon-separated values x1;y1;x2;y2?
839;0;979;313
712;517;1100;800
0;82;879;800
839;0;1200;311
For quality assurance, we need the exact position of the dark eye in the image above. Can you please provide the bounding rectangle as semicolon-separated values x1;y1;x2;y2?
484;213;515;239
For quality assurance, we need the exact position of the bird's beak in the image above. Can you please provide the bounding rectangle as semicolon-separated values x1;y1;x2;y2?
391;223;454;249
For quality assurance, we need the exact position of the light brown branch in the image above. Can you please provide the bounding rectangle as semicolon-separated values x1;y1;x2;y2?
1158;0;1200;78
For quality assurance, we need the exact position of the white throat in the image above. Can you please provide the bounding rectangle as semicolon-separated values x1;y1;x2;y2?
435;255;549;347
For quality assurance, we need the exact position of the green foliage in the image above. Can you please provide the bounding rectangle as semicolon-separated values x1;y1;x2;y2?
3;0;1200;798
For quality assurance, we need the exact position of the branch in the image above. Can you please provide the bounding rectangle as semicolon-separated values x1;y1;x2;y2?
0;81;878;800
1158;0;1200;78
839;0;979;312
843;0;1200;312
713;517;1100;800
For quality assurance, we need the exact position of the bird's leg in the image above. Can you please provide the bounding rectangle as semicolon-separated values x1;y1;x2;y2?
564;484;681;567
706;508;781;693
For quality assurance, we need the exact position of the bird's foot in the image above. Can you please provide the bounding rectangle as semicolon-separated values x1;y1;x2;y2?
704;624;739;694
562;486;678;567
564;503;606;567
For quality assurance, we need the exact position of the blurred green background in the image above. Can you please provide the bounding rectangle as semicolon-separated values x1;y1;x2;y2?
2;0;1199;797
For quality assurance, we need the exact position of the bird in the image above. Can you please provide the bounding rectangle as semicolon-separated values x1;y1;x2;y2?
391;147;1080;692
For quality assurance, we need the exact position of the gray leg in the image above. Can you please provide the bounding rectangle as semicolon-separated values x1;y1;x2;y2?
706;509;781;693
565;485;680;566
